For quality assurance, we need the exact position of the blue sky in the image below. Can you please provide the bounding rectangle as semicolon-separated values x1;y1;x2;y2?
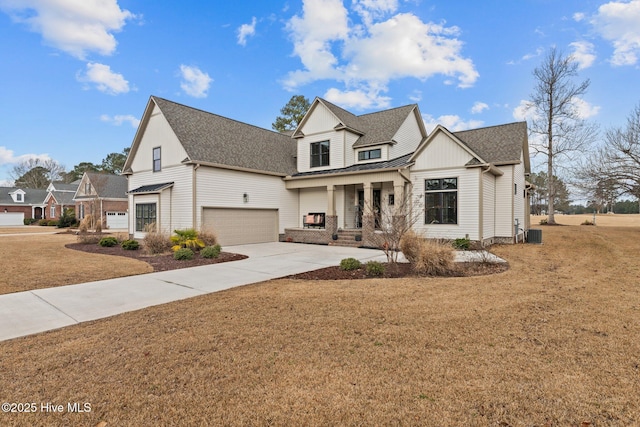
1;0;639;185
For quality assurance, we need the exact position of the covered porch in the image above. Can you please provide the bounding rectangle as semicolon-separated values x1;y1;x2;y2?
283;169;411;247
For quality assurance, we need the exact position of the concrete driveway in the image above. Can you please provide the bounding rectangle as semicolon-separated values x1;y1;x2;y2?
0;242;388;342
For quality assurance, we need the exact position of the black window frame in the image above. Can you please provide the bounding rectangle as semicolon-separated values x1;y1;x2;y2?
425;178;458;224
135;203;157;232
153;147;161;172
310;140;330;168
358;148;382;161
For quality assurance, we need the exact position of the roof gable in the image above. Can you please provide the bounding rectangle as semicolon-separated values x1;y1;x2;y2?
75;172;127;199
125;97;298;176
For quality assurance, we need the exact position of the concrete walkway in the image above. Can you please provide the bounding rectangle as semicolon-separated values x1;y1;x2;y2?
0;243;389;342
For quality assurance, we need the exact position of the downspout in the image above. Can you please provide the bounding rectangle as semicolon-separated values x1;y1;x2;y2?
192;164;200;229
511;165;515;243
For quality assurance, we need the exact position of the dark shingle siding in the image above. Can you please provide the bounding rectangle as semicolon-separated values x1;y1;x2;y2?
153;97;298;176
129;182;174;194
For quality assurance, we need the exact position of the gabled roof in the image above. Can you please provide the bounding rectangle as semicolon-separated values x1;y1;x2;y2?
0;187;48;205
48;191;76;205
125;97;298;176
294;97;423;148
75;173;127;200
48;181;80;192
453;121;528;167
289;153;413;178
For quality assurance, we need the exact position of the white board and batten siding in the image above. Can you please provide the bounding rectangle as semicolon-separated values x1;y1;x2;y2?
390;112;423;159
195;166;298;236
482;172;496;240
494;165;514;238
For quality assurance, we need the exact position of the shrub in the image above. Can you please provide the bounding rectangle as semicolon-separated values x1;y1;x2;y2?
198;228;218;247
38;218;49;226
78;214;93;232
365;261;385;277
201;244;221;259
581;219;595;226
340;257;361;271
400;231;454;276
23;218;38;225
99;236;118;247
121;239;140;250
174;247;194;260
48;220;59;226
143;226;171;255
453;237;471;250
77;232;103;244
57;208;77;228
171;228;205;251
539;218;548;225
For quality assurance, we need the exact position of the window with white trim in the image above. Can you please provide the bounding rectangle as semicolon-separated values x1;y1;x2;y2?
310;141;329;168
425;178;458;224
358;148;381;161
153;147;161;172
135;203;156;232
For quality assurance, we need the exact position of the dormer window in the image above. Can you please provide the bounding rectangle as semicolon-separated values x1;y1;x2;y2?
16;193;23;202
310;141;329;168
358;149;381;161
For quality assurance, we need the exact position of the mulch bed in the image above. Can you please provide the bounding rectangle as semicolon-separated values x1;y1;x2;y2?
284;260;508;280
67;242;508;278
65;243;248;272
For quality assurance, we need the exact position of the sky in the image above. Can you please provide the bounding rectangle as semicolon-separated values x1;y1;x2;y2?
1;0;639;186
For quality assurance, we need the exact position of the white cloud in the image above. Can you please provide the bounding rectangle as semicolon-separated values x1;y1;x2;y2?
77;62;129;94
179;65;212;98
470;101;489;114
0;0;136;59
0;146;51;166
237;17;257;46
422;114;483;133
324;87;391;109
522;47;544;61
591;0;640;66
284;0;478;105
569;41;596;69
100;114;140;128
572;97;600;119
573;12;586;22
408;90;422;102
512;99;537;121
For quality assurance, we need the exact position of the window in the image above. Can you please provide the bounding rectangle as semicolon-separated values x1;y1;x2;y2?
425;178;457;224
153;147;161;172
310;141;329;168
50;205;56;218
358;149;381;161
16;193;23;202
135;203;156;232
85;182;91;195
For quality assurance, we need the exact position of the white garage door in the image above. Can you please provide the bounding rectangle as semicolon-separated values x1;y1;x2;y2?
0;212;24;226
202;208;278;246
106;212;128;229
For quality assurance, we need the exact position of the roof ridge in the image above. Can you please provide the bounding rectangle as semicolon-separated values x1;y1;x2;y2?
152;96;289;137
357;103;416;118
453;121;526;134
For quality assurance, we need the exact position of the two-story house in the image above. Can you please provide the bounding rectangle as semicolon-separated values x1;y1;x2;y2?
123;96;531;246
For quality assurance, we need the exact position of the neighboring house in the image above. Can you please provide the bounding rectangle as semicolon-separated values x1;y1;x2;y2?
0;187;48;225
44;180;80;220
124;96;532;246
73;172;129;229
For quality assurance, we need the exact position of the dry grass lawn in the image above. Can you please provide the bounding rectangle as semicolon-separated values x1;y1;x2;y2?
532;213;640;227
1;225;639;426
0;233;152;295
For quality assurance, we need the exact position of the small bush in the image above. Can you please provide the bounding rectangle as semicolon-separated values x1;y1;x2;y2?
581;219;595;226
201;244;221;259
174;247;194;260
47;220;59;226
198;228;218;247
365;261;385;277
78;214;93;232
400;231;454;276
539;218;548;225
340;257;362;271
77;232;103;244
142;223;171;254
453;237;471;250
121;239;140;250
23;218;38;225
99;236;118;247
57;208;77;228
38;218;49;226
171;228;205;251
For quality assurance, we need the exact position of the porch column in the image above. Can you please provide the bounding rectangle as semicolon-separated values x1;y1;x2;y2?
393;179;405;210
362;182;375;246
326;185;337;235
362;182;372;211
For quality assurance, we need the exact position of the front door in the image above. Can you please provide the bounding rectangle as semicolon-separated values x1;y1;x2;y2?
356;189;381;229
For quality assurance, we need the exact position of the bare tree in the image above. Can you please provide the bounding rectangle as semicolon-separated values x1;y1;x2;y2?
527;47;598;224
577;103;640;203
10;158;66;188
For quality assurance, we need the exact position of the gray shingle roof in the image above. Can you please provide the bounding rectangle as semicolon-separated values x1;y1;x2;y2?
315;98;418;148
152;97;298;176
51;181;80;192
50;191;76;205
453;121;527;165
291;153;413;177
0;187;48;205
76;173;127;199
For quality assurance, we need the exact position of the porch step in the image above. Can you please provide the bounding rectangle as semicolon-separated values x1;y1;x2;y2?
328;230;364;248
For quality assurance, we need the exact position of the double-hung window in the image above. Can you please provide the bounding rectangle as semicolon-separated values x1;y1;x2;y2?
425;178;458;224
310;141;330;168
153;147;161;172
135;203;157;232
